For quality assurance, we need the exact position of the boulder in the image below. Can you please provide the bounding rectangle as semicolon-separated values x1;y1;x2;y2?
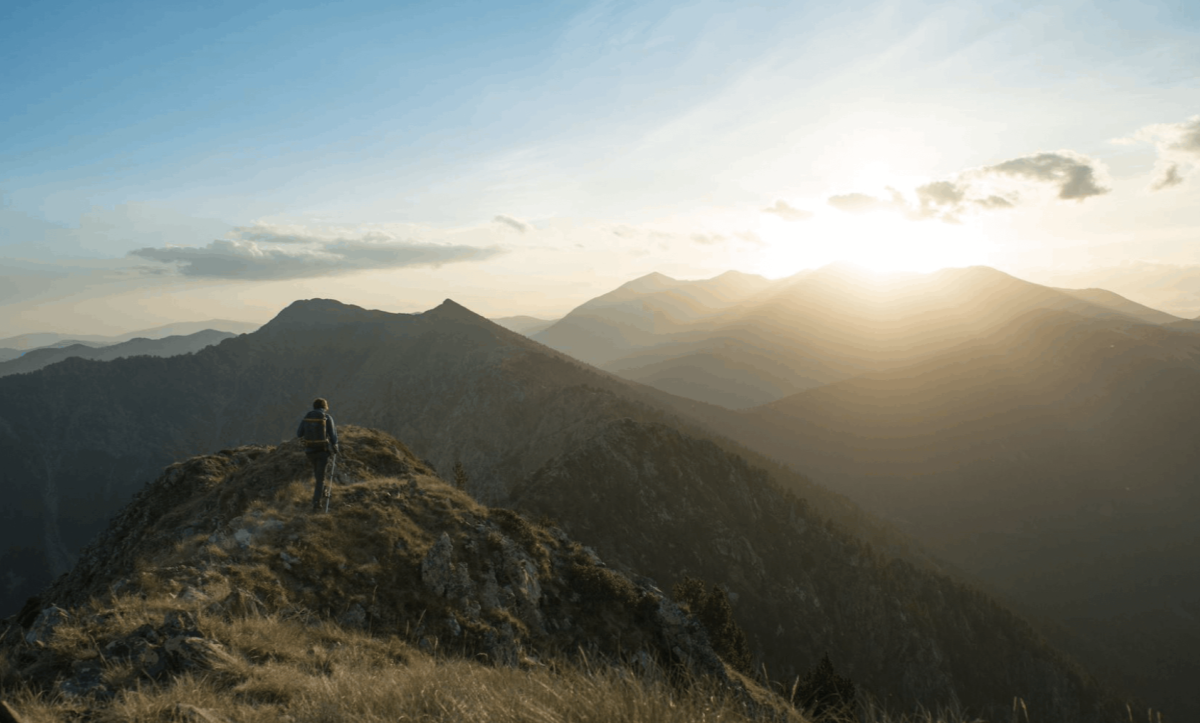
24;606;69;647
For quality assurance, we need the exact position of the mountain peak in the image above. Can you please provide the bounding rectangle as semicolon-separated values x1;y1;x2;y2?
425;298;487;321
619;272;679;293
8;425;757;718
260;298;393;333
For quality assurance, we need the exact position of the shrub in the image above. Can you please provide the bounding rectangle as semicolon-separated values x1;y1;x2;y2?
672;576;753;675
794;652;857;721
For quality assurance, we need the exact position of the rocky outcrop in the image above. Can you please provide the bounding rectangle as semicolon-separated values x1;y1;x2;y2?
3;426;765;719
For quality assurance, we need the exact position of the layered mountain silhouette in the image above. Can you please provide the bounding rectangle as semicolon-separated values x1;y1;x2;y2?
0;329;237;377
0;296;1137;720
490;315;558;336
532;266;1192;718
716;306;1200;718
522;265;1200;717
533;265;1175;409
0;319;259;351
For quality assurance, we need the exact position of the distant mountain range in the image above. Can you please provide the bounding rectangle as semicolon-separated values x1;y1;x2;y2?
0;329;238;377
1026;261;1200;320
528;266;1197;717
531;265;1182;409
490;315;559;336
0;295;1137;720
0;318;260;351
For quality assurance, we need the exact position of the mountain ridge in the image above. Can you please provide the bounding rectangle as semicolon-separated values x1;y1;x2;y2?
0;329;237;378
0;296;1141;720
3;425;795;721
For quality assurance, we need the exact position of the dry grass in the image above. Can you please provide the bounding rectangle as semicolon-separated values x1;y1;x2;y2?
4;602;776;723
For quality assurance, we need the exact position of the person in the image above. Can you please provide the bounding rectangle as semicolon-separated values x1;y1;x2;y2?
297;398;340;512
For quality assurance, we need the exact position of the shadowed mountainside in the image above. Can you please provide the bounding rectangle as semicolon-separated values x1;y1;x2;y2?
511;418;1127;720
708;307;1200;720
0;298;1136;720
529;266;1198;717
0;329;237;377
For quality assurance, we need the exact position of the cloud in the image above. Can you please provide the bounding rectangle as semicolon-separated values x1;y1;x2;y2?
1126;115;1200;191
828;188;907;214
827;150;1108;223
975;195;1014;209
1152;163;1184;191
129;225;504;280
690;233;728;245
982;151;1109;200
916;180;965;206
493;214;531;233
828;193;884;213
761;199;812;221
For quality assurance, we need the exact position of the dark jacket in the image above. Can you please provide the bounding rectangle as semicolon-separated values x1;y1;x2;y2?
297;409;339;452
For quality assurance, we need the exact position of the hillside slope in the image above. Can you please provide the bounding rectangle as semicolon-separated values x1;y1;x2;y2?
511;418;1126;721
718;307;1200;718
3;426;789;721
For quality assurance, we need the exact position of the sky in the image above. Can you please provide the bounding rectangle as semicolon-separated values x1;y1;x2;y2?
3;0;1200;336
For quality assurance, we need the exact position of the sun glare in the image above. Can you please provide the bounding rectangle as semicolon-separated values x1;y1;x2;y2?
755;211;991;278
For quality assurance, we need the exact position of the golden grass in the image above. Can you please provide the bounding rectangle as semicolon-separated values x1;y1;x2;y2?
5;602;780;723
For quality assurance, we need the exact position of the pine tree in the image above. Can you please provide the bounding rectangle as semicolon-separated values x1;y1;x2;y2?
793;652;856;720
672;576;753;674
453;461;469;491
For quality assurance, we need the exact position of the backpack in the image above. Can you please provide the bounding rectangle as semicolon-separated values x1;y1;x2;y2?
301;411;329;451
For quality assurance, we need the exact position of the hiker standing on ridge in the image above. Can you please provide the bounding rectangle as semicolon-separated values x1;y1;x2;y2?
297;398;340;512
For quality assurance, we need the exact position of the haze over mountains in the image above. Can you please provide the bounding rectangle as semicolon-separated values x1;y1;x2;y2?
0;329;239;377
530;266;1189;410
523;264;1200;718
0;319;260;351
0;292;1144;720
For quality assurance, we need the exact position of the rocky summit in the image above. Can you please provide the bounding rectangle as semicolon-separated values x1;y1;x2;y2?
0;426;794;722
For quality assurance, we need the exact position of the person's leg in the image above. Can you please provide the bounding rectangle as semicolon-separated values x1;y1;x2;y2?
308;452;329;509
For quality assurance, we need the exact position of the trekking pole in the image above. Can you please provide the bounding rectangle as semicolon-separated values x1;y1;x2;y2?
325;454;336;514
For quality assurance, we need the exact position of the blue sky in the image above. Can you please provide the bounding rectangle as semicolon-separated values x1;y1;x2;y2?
2;0;1200;334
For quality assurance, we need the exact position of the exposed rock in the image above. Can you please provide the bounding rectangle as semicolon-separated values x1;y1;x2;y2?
131;638;168;678
421;533;456;597
59;660;110;699
24;606;68;647
338;603;367;629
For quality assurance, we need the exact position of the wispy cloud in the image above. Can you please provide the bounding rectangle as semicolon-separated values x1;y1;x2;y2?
828;150;1110;223
1123;115;1200;191
493;214;531;233
129;224;504;279
761;199;812;221
828;188;907;214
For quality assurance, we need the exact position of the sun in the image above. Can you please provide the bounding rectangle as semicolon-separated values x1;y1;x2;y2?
754;210;991;277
